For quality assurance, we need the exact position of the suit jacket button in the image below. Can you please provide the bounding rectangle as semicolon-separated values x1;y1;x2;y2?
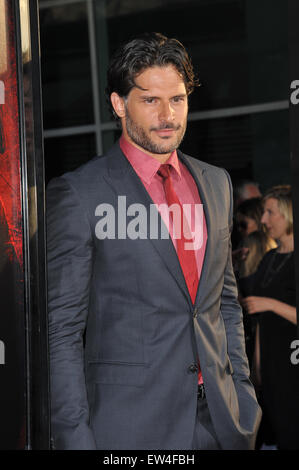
193;307;200;318
188;363;198;374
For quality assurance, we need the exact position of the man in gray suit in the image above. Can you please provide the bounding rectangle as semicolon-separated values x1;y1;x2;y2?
47;32;261;450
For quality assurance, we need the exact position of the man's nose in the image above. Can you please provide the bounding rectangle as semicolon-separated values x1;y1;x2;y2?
261;213;267;224
158;102;175;122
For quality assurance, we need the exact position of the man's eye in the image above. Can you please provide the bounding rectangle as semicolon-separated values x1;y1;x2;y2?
172;96;185;103
144;98;156;104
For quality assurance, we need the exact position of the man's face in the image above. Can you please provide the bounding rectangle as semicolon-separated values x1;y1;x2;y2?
111;65;188;160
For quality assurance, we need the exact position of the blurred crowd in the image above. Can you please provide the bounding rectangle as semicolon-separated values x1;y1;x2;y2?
232;180;299;450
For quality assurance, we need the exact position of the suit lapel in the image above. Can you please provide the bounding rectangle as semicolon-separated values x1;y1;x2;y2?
103;144;191;305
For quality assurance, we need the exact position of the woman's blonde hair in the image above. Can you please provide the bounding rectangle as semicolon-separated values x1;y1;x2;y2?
263;185;293;235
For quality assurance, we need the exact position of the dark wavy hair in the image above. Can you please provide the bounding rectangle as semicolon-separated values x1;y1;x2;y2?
236;197;264;232
106;32;199;119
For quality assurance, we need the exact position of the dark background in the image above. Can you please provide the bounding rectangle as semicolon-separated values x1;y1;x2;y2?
38;0;290;193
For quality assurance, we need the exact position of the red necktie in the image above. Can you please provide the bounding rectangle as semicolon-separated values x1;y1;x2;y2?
158;164;199;304
159;164;203;385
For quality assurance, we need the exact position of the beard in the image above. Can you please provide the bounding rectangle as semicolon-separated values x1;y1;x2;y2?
124;106;187;155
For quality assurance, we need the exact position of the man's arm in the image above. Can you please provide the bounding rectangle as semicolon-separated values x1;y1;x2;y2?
220;171;261;439
220;237;251;380
219;169;251;379
47;176;96;450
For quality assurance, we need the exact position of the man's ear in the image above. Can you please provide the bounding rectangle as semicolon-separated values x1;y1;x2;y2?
110;92;126;119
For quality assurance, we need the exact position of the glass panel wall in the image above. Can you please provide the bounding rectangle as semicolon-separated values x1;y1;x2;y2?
39;1;94;129
39;0;289;191
44;133;96;185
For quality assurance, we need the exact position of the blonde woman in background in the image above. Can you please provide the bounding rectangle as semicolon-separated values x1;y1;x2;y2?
242;185;298;450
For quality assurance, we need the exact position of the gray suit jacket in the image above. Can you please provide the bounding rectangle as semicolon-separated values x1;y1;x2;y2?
47;142;261;450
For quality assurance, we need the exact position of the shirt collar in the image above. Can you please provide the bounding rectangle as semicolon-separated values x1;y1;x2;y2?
120;135;181;185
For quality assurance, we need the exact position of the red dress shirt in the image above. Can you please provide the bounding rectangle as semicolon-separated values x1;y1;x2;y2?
120;136;207;384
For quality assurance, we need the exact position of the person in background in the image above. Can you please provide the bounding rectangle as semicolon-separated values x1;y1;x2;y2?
237;231;276;280
234;198;276;373
232;197;265;270
231;181;262;252
234;180;262;209
235;197;264;240
236;230;276;375
242;185;299;450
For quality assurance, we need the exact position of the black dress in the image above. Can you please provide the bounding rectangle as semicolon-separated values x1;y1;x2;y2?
249;248;299;449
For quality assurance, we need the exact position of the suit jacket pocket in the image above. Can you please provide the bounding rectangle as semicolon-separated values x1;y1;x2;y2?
87;361;147;387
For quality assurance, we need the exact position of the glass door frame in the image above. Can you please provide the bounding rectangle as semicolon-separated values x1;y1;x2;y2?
16;0;50;449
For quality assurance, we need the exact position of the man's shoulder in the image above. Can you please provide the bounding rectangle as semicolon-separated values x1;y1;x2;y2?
47;142;121;190
179;150;230;180
67;142;120;180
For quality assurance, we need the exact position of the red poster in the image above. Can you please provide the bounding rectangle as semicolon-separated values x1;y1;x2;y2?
0;0;26;449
